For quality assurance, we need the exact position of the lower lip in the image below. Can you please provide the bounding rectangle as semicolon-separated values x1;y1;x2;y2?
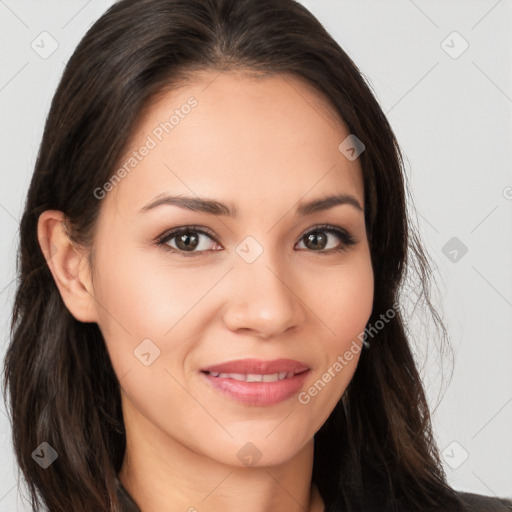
201;370;310;406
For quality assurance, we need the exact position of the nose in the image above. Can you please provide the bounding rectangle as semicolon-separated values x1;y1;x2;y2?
221;252;307;339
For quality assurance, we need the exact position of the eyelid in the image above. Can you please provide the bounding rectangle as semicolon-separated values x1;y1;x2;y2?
155;225;218;243
299;224;357;251
302;223;354;240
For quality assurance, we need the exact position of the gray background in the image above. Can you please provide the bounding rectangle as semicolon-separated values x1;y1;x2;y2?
1;0;511;510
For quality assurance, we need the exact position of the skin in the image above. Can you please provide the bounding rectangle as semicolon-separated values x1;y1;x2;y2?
38;70;374;512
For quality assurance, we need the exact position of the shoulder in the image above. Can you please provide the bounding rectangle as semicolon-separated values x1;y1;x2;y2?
456;491;512;511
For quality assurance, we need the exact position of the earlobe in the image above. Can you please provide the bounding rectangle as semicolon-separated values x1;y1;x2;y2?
37;210;98;323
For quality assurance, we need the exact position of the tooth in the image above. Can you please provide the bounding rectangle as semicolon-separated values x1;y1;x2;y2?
246;374;263;382
220;373;247;381
209;371;296;382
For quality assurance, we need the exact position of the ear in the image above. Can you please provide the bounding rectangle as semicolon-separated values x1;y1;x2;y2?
37;210;98;323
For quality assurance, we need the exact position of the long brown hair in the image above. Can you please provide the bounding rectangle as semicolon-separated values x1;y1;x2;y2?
3;0;468;510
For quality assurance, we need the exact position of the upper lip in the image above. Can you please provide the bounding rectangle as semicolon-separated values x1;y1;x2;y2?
201;358;310;375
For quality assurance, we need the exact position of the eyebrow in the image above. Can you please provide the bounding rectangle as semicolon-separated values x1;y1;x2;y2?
138;193;364;216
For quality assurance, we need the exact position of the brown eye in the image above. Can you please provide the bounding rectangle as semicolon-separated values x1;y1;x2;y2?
174;231;200;251
303;232;328;251
296;226;357;253
156;227;220;256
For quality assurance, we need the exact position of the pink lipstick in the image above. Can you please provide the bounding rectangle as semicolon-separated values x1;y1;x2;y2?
200;358;310;406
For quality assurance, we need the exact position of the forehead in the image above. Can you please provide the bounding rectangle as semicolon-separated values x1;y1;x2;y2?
105;70;364;219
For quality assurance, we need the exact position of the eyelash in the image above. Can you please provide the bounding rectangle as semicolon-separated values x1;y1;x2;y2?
154;224;357;257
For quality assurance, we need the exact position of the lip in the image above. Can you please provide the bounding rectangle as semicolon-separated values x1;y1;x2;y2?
200;358;310;406
201;358;309;375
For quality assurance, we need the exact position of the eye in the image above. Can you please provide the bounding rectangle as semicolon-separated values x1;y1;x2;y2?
296;225;357;253
155;224;357;257
155;226;221;257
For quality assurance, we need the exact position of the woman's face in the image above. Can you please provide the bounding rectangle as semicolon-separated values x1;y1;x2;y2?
90;71;374;467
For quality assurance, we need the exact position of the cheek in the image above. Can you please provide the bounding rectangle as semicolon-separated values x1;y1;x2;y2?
334;266;374;343
294;253;373;423
91;250;210;430
308;253;374;347
91;244;203;371
91;243;234;398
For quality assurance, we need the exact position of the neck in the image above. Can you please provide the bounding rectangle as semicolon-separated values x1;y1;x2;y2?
118;394;324;512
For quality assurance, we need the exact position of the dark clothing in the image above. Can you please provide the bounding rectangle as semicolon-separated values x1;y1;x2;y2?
457;491;512;511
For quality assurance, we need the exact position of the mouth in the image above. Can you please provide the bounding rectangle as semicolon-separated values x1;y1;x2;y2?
199;358;310;406
200;357;310;375
202;369;307;382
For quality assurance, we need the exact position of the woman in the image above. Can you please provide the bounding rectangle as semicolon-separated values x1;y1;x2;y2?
2;0;510;511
